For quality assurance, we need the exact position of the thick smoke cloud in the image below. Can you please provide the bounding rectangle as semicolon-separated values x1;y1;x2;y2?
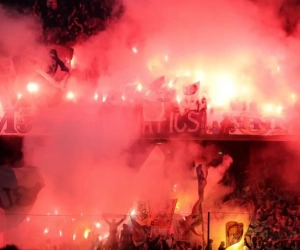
1;0;300;236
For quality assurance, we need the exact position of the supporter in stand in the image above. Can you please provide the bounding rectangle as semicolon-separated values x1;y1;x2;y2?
119;224;131;250
0;246;19;250
103;214;126;250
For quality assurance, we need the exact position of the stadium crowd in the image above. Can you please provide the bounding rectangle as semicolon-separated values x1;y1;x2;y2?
0;0;122;45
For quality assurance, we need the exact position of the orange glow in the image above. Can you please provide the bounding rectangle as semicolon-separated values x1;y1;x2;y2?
84;229;91;239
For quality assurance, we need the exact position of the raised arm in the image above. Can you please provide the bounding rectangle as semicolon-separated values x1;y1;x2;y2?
102;215;111;225
117;215;126;226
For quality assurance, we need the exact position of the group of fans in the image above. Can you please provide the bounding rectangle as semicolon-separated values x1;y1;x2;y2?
1;0;122;45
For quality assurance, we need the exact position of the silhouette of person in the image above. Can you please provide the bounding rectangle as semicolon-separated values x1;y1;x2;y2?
103;214;126;249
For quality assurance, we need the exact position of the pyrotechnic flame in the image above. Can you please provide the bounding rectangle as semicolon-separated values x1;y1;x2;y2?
84;229;91;239
27;82;39;93
137;84;142;92
132;47;138;54
66;91;75;100
70;56;76;68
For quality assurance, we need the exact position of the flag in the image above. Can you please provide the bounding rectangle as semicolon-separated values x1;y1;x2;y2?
226;221;244;247
183;82;199;95
0;166;44;231
174;200;203;241
149;199;177;236
196;164;208;202
134;199;177;236
149;76;165;92
131;217;150;246
143;96;165;122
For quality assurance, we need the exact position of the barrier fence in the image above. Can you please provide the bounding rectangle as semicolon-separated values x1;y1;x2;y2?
0;212;252;250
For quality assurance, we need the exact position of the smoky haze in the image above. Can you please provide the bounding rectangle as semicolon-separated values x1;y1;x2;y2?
0;0;299;231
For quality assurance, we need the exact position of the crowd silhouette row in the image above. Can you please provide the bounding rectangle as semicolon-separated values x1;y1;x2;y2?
1;0;123;45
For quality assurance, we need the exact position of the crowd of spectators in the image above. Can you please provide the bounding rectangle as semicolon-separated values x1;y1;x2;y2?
1;0;123;45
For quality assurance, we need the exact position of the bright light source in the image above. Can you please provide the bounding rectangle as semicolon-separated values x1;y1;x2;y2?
70;56;76;68
94;93;98;101
95;222;101;228
168;81;173;88
27;82;39;93
276;106;283;114
44;228;49;234
130;210;136;216
185;71;191;77
176;95;181;104
59;230;62;237
102;94;107;102
132;47;138;54
66;91;75;100
121;95;126;101
84;229;90;239
17;93;22;99
137;84;142;92
73;234;76;240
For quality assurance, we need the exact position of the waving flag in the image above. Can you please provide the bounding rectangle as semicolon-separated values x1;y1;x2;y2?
0;166;44;231
226;221;244;247
131;217;150;246
183;82;199;95
149;76;165;92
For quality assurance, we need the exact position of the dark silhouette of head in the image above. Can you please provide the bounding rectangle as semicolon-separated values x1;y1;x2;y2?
0;245;20;250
